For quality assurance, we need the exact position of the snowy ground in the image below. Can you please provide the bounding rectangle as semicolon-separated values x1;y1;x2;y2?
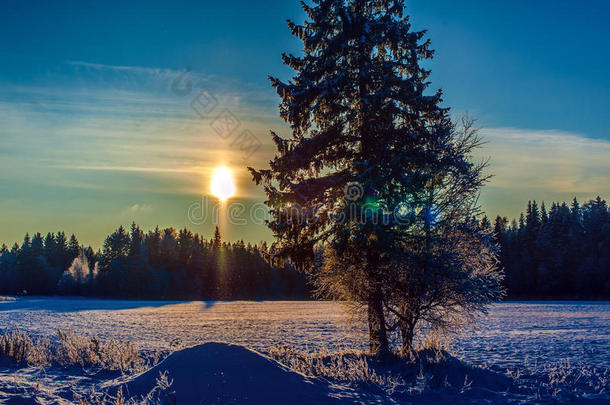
0;298;608;403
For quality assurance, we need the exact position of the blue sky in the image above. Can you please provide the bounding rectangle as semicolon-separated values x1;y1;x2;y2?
1;0;609;247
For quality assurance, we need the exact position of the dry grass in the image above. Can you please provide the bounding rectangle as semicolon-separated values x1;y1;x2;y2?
267;344;470;389
267;342;517;401
508;358;610;400
74;371;173;405
0;327;145;372
0;327;51;366
269;345;388;384
269;339;609;403
55;329;143;371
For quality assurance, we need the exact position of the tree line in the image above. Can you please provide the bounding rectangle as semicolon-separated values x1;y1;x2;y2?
486;196;610;299
1;196;608;300
0;224;309;300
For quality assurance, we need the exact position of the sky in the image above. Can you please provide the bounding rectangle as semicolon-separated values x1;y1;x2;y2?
1;0;609;248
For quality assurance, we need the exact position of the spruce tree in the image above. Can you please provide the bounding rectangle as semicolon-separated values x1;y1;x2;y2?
103;226;130;262
43;233;57;267
213;226;222;249
68;234;80;262
250;0;503;354
31;233;44;257
129;222;144;256
55;232;69;270
540;202;548;224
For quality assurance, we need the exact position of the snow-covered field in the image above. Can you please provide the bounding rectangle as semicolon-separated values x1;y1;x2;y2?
0;298;608;403
1;298;608;369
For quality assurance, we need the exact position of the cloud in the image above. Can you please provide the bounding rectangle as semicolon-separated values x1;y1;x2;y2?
480;128;610;192
4;60;608;225
55;165;204;174
478;127;610;218
124;204;153;215
0;60;280;199
67;61;173;74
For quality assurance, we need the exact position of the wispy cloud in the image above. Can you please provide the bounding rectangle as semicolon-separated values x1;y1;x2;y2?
0;60;280;199
3;59;608;239
478;127;610;218
67;60;173;73
123;203;153;215
481;128;610;192
53;165;204;174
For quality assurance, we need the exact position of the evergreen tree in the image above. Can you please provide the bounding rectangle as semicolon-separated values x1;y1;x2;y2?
493;216;510;289
55;232;69;270
31;233;44;256
480;216;492;231
21;233;31;252
580;197;609;294
159;228;178;271
103;226;130;262
43;233;57;267
250;0;503;354
540;202;548;224
0;244;18;294
145;227;161;265
524;201;541;292
68;234;80;262
213;226;222;249
129;222;144;256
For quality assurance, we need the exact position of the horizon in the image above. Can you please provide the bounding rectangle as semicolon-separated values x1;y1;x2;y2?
0;195;606;251
1;0;609;248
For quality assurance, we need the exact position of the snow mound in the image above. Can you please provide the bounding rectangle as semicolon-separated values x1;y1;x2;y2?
114;342;356;404
0;296;16;303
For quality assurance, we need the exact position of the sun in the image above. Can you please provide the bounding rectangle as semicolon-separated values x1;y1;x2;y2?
210;167;236;202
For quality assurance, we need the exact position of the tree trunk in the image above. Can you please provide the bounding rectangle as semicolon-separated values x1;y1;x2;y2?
368;286;390;357
399;318;416;355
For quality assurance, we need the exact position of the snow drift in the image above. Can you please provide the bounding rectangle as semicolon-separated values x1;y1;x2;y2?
113;342;363;404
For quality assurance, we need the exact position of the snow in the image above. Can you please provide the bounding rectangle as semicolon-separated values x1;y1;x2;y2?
0;299;360;354
1;298;607;369
455;301;610;370
111;342;368;404
0;298;608;403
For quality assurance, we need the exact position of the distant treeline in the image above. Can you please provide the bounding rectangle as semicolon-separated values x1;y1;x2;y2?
486;196;610;299
1;196;609;300
0;225;310;300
